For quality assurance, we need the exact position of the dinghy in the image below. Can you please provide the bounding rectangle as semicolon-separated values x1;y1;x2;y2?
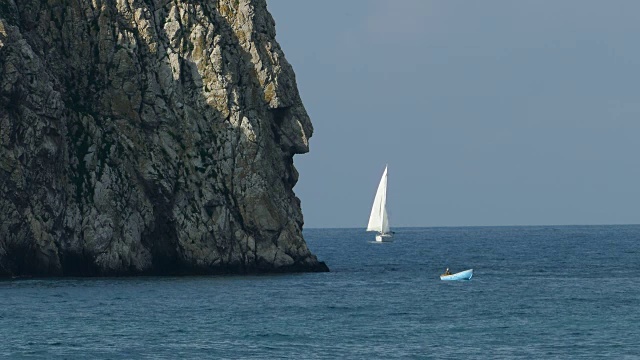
440;269;473;281
366;165;393;242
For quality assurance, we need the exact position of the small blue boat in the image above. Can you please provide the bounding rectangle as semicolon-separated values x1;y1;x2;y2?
440;269;473;281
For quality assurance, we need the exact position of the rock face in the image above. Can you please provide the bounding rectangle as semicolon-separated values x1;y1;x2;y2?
0;0;328;276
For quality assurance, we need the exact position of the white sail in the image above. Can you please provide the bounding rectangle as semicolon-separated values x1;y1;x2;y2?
382;205;390;234
367;166;390;233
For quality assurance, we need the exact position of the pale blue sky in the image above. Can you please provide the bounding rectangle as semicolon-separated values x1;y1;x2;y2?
267;1;640;228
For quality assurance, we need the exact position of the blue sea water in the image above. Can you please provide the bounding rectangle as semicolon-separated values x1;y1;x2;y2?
1;225;639;359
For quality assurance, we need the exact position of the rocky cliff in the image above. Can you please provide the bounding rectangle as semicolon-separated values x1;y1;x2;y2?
0;0;328;276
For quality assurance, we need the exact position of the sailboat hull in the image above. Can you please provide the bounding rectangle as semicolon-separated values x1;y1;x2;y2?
375;234;393;242
440;269;473;281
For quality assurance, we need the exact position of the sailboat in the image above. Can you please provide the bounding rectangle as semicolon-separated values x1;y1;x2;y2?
367;165;393;242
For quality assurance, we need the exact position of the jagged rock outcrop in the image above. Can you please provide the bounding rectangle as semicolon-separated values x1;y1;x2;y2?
0;0;328;276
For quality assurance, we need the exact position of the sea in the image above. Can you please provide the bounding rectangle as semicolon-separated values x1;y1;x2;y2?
1;225;639;359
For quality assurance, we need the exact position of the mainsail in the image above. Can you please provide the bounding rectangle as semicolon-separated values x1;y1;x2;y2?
367;166;390;233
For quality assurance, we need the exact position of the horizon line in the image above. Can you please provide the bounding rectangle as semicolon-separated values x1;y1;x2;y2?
303;223;640;230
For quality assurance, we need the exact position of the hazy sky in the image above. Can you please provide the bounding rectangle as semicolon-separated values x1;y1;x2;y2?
267;1;640;228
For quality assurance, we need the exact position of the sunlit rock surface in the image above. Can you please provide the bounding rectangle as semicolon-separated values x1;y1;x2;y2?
0;0;327;276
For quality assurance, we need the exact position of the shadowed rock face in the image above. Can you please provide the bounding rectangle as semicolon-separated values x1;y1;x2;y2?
0;0;328;276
